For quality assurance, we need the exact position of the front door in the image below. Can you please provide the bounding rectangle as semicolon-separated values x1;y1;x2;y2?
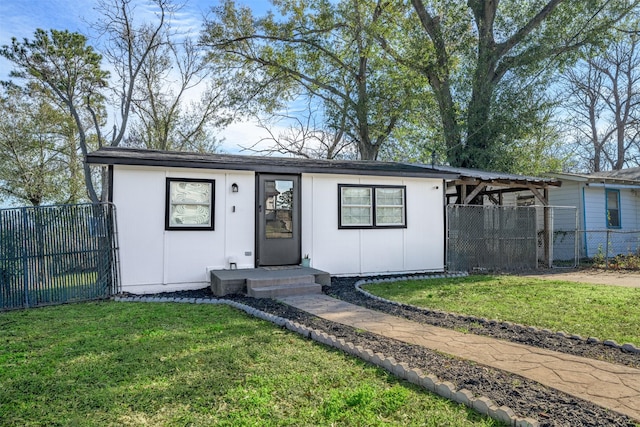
257;174;301;266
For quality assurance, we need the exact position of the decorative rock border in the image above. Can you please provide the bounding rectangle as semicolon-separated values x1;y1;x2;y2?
354;272;640;354
113;293;538;427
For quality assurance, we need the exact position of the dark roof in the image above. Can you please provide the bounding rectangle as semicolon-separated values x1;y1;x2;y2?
590;167;640;182
415;164;561;187
86;147;459;179
552;168;640;185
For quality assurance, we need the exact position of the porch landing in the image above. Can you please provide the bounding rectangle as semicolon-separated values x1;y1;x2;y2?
210;266;330;297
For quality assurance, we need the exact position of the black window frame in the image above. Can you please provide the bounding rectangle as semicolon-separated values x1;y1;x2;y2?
165;178;215;231
338;184;407;229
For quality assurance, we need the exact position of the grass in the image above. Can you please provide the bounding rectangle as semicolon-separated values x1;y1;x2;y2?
363;275;640;346
3;271;104;309
0;302;501;426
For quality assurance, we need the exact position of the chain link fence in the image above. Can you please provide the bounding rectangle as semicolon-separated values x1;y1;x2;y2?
447;205;640;271
580;229;640;268
537;206;579;268
0;203;120;310
447;205;539;271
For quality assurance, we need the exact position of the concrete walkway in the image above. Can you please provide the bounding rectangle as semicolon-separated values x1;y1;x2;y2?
279;294;640;422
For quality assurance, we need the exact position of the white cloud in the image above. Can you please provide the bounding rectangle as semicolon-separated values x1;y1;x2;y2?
218;119;282;155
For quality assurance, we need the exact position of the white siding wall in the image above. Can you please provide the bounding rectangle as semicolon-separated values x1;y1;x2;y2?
301;174;444;275
113;166;446;293
113;165;255;293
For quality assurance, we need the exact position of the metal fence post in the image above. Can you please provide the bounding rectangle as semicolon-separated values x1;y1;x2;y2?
20;207;29;308
605;229;610;269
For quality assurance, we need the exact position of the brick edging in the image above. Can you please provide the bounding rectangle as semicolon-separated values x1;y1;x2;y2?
354;272;640;355
113;294;538;427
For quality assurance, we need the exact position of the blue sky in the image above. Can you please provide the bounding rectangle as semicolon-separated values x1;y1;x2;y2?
0;0;276;153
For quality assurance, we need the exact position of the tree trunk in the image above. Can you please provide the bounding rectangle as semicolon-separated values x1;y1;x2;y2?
464;71;496;169
358;138;379;160
463;0;498;170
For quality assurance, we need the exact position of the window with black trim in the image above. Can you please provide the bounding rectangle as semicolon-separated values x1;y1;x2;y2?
165;178;215;230
606;189;621;228
339;185;406;228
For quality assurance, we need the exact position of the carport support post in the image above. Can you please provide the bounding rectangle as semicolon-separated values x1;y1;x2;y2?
543;189;552;268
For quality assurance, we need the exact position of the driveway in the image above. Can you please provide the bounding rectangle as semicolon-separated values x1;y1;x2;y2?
520;269;640;288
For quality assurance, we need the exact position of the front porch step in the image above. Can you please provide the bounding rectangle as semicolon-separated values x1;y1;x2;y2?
247;282;322;298
210;267;330;297
246;274;321;298
246;274;316;290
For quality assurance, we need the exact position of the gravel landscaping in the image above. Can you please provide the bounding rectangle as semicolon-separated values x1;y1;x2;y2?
145;275;640;427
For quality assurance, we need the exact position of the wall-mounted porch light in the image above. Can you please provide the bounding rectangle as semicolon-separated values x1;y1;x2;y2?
231;183;239;193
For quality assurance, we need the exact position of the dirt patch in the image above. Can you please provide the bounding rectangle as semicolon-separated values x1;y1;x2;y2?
519;269;640;288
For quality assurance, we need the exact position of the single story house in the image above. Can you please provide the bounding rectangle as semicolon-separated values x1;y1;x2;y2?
87;147;458;294
516;168;640;260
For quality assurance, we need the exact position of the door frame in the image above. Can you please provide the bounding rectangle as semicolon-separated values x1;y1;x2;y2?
255;173;301;266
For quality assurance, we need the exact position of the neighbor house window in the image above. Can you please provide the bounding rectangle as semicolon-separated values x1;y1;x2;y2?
606;189;620;228
339;185;406;228
166;178;215;230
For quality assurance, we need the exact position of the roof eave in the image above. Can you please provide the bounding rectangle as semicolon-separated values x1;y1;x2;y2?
86;149;458;179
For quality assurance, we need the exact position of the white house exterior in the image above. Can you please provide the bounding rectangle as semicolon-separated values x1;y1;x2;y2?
88;147;456;294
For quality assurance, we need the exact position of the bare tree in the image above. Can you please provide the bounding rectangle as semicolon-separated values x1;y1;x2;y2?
2;0;230;203
563;24;640;171
125;28;230;152
242;98;357;160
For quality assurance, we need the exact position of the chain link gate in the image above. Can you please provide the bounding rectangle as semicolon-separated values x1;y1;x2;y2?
539;206;579;268
446;205;579;271
447;205;538;271
0;203;120;310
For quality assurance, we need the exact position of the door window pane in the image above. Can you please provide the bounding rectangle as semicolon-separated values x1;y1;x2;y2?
265;180;294;239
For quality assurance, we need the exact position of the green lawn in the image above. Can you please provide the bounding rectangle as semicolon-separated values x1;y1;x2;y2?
0;302;500;427
363;275;640;346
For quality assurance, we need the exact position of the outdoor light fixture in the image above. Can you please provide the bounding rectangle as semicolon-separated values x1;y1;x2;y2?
231;183;239;193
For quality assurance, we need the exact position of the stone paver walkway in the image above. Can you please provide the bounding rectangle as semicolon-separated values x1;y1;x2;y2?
279;294;640;422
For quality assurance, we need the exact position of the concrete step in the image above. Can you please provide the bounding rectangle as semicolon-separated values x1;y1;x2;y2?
247;282;322;298
246;274;316;290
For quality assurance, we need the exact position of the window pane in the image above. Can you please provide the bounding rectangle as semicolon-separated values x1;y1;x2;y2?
170;204;211;226
606;191;620;228
341;207;372;226
607;191;618;209
265;180;294;239
171;181;210;203
375;188;404;225
166;179;214;230
342;187;371;205
608;210;620;227
376;188;403;205
376;207;404;225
